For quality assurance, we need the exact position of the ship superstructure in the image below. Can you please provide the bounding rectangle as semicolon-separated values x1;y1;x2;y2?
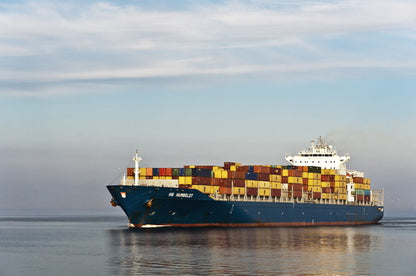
285;136;350;172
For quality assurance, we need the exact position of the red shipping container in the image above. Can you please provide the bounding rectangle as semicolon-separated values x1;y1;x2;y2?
228;171;245;179
223;162;232;170
166;168;172;176
232;179;245;187
364;195;371;201
258;173;270;181
192;177;211;185
289;169;303;177
222;179;232;187
271;189;281;197
172;176;179;179
289;183;302;191
322;187;331;193
329;175;335;182
159;168;166;176
356;195;364;201
289;190;302;198
313;192;321;199
178;184;192;189
302;178;308;185
321;175;331;181
127;168;134;176
302;184;309;192
353;177;364;183
146;176;153;179
270;167;282;175
211;178;224;186
246;187;258;196
237;166;250;172
263;166;271;174
282;176;288;183
220;187;232;195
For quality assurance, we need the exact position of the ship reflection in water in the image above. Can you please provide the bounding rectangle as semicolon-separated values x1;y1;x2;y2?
106;226;382;275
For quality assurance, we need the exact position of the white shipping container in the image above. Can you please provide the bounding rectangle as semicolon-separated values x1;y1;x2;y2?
139;179;179;188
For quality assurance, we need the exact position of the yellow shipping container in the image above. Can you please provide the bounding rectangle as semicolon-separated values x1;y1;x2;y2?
334;187;347;193
335;194;347;200
212;166;221;171
308;179;321;186
282;169;288;177
230;165;236;172
258;181;271;188
269;174;282;182
363;184;371;190
165;176;172;180
214;171;222;178
302;172;309;178
335;175;346;181
212;186;220;193
139;176;146;179
153;176;160;179
185;176;192;185
221;170;228;178
246;180;258;188
271;182;282;189
354;183;364;190
259;188;271;196
179;176;185;185
308;186;322;193
140;167;147;175
363;178;371;184
194;185;211;194
308;172;321;179
322;169;336;175
335;181;347;188
233;187;245;195
288;176;302;184
321;181;331;188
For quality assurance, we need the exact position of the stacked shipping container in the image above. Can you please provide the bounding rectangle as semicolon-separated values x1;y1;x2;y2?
125;163;372;202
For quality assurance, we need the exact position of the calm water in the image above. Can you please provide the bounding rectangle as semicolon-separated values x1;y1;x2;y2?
0;214;415;275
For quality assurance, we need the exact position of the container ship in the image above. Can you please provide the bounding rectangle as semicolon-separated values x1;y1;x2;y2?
107;137;384;228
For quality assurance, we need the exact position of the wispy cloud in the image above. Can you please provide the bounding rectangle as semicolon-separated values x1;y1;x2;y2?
0;0;415;95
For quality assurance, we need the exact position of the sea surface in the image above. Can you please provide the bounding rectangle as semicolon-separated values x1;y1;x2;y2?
0;213;415;276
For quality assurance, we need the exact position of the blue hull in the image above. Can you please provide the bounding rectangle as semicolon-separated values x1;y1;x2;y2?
107;185;384;227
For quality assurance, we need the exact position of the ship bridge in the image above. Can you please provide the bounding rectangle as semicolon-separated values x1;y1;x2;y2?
285;137;350;173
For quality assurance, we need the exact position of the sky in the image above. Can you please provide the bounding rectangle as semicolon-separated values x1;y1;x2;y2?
0;0;415;216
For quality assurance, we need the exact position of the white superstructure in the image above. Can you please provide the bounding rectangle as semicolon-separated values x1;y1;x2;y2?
285;137;350;174
285;137;361;202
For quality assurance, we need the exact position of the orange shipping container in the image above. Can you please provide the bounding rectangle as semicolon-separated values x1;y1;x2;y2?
146;168;153;176
219;187;232;195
